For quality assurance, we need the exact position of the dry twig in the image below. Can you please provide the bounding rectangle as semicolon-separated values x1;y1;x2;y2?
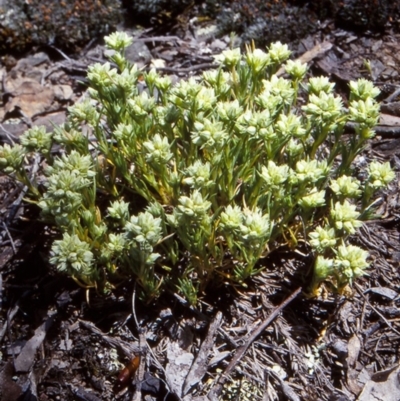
207;287;302;399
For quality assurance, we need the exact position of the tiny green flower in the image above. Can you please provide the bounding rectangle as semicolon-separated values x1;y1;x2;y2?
298;189;326;209
113;68;140;96
334;244;369;283
0;143;25;174
53;125;86;147
214;48;241;68
125;211;162;246
313;255;334;281
113;123;135;142
309;226;337;253
68;99;100;126
182;161;212;189
260;161;290;188
241;110;272;138
191;118;228;150
143;134;173;165
286;138;304;157
255;91;281;115
330;200;362;234
275;113;306;138
219;204;244;232
367;161;396;188
154;75;172;93
217;100;243;122
245;48;271;73
262;75;295;106
47;150;96;178
20;126;53;153
50;233;94;276
170;78;202;109
127;91;156;117
104;31;133;51
107;200;130;222
349;97;380;127
145;68;160;87
330;175;362;198
145;202;164;218
176;190;212;219
302;92;343;125
349;78;380;100
307;76;335;95
202;69;231;96
295;159;329;183
358;127;376;140
239;208;271;245
39;170;92;220
284;59;307;80
87;62;118;88
102;233;127;261
195;87;217;111
268;42;291;64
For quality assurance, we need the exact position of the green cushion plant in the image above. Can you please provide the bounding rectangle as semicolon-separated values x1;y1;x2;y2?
0;32;395;304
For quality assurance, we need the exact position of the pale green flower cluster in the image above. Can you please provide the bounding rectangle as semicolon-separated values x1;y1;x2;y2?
38;151;96;226
192;119;228;150
0;144;25;174
312;243;369;291
367;161;396;188
284;60;307;80
125;211;162;247
330;200;362;235
182;161;213;189
174;190;212;222
104;31;133;52
330;175;362;199
302;91;343;126
309;197;365;292
68;99;100;126
107;199;130;222
143;134;173;165
20;126;53;153
220;205;271;246
50;233;94;277
260;161;290;189
0;33;395;302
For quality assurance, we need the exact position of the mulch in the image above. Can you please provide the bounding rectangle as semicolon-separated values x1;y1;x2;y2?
1;8;400;401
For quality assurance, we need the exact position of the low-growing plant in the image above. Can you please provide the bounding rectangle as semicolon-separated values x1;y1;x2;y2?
0;32;395;303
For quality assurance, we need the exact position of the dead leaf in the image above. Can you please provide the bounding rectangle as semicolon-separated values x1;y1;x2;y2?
166;342;194;397
367;287;398;300
165;324;194;397
347;335;361;367
357;364;400;401
0;361;23;401
183;312;222;395
346;335;363;395
14;313;55;373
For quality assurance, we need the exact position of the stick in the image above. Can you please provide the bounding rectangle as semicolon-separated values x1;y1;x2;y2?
207;287;302;399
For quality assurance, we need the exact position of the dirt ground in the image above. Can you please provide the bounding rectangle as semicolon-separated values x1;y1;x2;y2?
1;6;400;401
